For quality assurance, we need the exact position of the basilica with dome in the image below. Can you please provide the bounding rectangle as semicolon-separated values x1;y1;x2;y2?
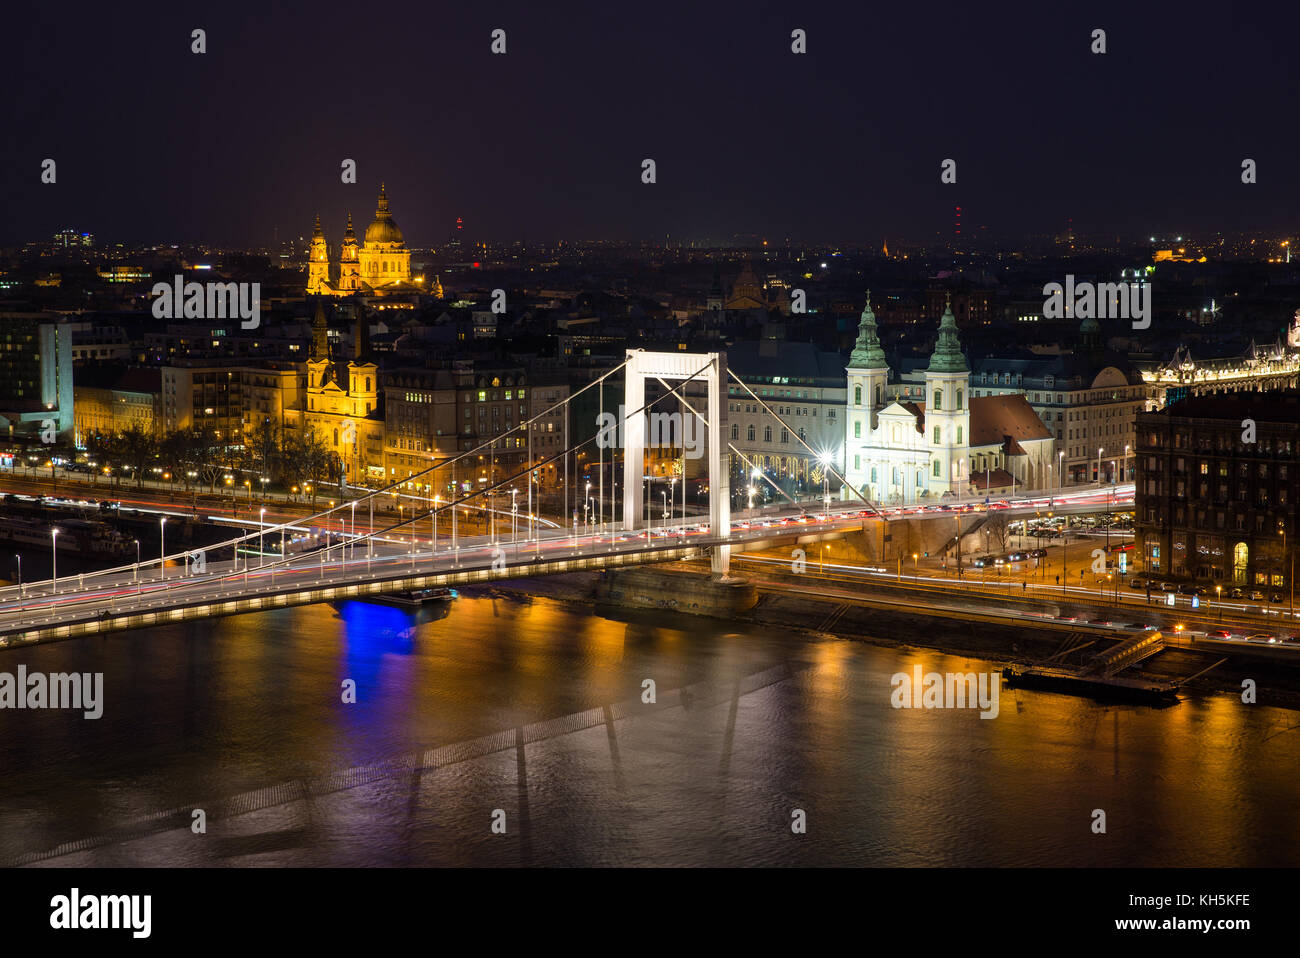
306;183;417;295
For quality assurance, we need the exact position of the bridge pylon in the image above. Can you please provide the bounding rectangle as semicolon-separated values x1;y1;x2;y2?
620;350;731;575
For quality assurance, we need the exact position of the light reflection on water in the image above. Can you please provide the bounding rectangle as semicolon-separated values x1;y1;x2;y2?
0;591;1296;867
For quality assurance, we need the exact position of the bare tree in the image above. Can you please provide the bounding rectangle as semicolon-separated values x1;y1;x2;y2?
985;513;1010;553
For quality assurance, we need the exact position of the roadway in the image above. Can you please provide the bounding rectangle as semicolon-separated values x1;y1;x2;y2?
730;551;1300;656
0;507;869;644
0;478;1139;645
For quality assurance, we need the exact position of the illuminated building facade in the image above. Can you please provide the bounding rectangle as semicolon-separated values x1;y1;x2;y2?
303;301;384;486
0;314;74;441
1140;314;1300;408
1136;391;1300;595
844;294;1055;503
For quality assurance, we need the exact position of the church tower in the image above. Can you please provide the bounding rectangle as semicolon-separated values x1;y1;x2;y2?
845;292;890;496
307;214;330;294
706;268;723;311
923;295;970;497
347;313;378;419
337;213;361;292
307;299;334;389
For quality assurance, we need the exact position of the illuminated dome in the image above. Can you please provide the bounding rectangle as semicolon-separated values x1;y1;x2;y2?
364;182;405;246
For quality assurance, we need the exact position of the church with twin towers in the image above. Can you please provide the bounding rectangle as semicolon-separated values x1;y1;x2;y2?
305;183;424;295
843;294;1055;504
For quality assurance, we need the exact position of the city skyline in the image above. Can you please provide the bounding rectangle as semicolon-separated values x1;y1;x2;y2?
2;2;1299;911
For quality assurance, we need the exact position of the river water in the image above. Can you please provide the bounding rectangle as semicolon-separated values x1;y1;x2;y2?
1;590;1296;867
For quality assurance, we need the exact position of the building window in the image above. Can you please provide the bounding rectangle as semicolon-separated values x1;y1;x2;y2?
933;426;941;445
854;384;862;405
933;460;941;477
854;421;861;439
747;425;755;441
956;389;963;410
933;390;942;411
764;425;772;443
956;426;963;445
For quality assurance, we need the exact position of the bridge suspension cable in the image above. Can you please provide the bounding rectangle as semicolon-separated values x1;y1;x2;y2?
1;354;730;601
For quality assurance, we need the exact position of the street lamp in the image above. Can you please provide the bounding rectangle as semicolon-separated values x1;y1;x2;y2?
1097;447;1103;485
662;490;669;538
133;539;140;587
820;452;832;521
259;507;266;567
159;516;167;579
14;554;21;610
912;552;919;578
51;528;59;593
669;476;678;539
1216;584;1223;622
1281;520;1294;619
1058;451;1064;490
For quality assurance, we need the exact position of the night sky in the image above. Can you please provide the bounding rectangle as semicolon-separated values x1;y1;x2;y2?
4;1;1297;246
